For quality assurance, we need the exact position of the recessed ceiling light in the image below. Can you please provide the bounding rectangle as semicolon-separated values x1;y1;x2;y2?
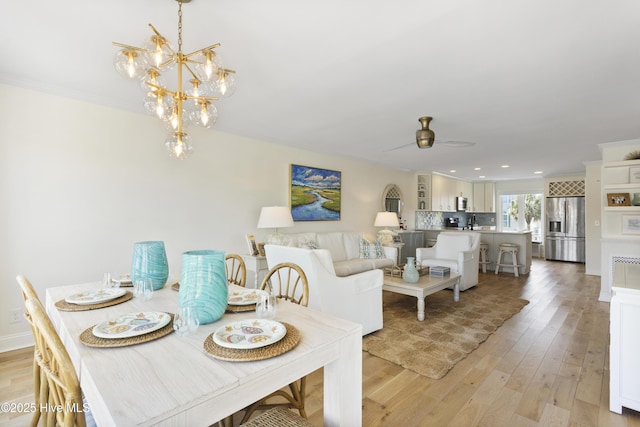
474;167;481;171
534;171;543;174
479;175;486;179
501;165;510;168
449;169;456;173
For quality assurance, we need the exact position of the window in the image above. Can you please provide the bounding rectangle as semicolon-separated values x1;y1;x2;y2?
499;193;543;242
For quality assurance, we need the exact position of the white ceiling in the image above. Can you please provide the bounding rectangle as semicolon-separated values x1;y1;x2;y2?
3;0;640;181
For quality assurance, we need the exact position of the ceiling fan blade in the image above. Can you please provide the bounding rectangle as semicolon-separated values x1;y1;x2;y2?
383;140;476;152
383;142;415;152
437;140;476;148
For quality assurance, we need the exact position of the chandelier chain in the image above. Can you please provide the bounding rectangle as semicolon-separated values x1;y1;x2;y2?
177;2;183;53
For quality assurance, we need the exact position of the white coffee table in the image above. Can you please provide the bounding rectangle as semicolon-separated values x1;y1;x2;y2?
382;272;461;321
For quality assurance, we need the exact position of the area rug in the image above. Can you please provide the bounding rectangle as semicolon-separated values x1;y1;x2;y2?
363;289;529;379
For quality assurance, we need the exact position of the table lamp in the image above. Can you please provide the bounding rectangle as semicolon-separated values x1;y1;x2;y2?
257;206;294;245
374;211;399;244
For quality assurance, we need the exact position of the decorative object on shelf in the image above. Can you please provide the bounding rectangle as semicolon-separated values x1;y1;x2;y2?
632;193;640;206
607;193;631;207
257;206;294;245
245;234;259;255
112;0;236;159
630;167;640;183
256;242;266;256
131;241;169;291
622;216;640;235
179;250;228;324
374;211;399;244
624;150;640;161
290;164;341;221
402;257;420;283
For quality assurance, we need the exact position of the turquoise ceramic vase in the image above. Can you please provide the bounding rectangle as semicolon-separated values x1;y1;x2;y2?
178;250;228;325
131;241;169;290
403;257;420;283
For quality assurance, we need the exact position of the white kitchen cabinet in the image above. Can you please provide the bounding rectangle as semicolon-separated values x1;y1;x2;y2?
610;263;640;414
471;182;495;212
431;173;455;211
423;173;474;212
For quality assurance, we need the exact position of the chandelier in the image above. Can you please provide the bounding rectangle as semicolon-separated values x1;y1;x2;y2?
113;0;236;159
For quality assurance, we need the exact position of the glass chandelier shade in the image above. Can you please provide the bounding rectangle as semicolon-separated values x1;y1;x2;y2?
113;0;236;159
165;131;193;159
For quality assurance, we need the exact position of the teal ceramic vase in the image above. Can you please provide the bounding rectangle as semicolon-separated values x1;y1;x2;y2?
178;250;228;324
131;241;169;290
403;257;420;283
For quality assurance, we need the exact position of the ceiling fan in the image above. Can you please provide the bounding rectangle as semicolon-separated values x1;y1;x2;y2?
384;116;476;152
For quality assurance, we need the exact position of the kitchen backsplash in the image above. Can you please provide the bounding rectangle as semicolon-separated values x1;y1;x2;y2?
416;211;496;229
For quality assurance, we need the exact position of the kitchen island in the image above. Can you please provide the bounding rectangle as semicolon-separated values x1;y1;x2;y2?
419;228;532;275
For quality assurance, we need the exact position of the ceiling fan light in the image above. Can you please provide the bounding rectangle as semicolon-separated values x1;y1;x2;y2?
416;130;435;148
416;116;435;149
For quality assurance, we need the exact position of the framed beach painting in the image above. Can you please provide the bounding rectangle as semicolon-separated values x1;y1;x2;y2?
290;164;341;221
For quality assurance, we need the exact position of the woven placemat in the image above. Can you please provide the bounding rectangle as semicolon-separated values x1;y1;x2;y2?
79;313;175;348
226;303;256;313
203;322;300;362
55;291;133;312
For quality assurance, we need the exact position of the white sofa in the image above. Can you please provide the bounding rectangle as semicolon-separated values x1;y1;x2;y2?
415;231;481;291
264;231;396;335
281;232;397;276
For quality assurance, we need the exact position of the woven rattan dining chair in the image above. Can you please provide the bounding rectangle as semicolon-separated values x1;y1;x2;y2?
17;275;47;427
24;296;89;427
225;253;247;287
239;262;310;424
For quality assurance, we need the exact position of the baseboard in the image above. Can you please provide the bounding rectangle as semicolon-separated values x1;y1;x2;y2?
0;332;34;353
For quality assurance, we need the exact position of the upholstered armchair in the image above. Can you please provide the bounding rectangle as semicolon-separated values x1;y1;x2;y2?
415;231;481;291
264;244;383;335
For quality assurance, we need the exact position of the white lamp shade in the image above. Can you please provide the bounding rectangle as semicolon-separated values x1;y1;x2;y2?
374;211;399;228
257;206;294;228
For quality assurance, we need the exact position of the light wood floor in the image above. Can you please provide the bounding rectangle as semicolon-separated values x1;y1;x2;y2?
2;259;640;426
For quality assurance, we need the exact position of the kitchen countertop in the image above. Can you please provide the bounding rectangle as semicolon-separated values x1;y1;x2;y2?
417;227;532;234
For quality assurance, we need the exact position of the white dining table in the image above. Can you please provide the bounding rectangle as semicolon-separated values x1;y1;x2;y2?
45;282;362;426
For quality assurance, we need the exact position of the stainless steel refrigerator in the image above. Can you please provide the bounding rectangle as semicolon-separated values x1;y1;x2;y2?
545;196;585;263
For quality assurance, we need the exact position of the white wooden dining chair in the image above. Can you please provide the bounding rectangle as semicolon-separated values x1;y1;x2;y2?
239;262;310;424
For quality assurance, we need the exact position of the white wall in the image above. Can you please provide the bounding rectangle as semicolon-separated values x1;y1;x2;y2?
0;84;413;350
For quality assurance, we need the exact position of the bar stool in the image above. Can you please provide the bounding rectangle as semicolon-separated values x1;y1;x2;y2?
495;243;521;277
479;242;490;273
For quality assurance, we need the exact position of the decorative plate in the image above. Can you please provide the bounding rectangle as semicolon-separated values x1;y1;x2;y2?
112;274;132;285
92;312;171;339
228;289;267;306
213;319;286;350
65;288;127;306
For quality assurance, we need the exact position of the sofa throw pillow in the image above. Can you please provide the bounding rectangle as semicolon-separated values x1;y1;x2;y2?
299;237;319;249
359;237;385;259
